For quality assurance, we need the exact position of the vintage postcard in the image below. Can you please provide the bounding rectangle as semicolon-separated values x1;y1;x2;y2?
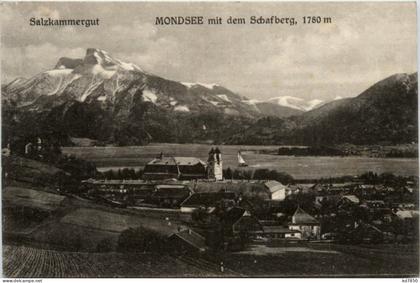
0;1;418;278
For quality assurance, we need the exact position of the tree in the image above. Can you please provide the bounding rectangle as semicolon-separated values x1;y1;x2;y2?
224;167;233;180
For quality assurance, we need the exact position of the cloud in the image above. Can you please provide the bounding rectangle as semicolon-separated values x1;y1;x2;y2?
1;43;85;82
1;2;416;102
32;6;60;18
240;17;416;100
116;36;182;72
1;9;182;82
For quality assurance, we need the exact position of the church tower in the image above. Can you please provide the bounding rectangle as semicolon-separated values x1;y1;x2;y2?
207;147;223;181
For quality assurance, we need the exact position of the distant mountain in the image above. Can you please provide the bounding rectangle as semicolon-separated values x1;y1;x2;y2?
2;48;261;117
265;96;324;111
254;102;303;118
297;73;418;145
246;95;326;118
3;48;312;145
3;48;416;146
228;73;418;145
1;49;262;145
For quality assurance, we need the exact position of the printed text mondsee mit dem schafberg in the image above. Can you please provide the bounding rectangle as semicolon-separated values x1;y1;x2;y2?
155;16;299;25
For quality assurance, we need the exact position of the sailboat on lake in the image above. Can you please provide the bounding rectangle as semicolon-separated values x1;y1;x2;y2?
238;150;248;167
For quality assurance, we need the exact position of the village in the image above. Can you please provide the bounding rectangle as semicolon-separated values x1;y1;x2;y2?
79;147;419;253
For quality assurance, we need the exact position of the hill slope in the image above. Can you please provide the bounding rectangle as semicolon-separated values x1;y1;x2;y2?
228;73;418;145
255;102;303;118
297;73;418;145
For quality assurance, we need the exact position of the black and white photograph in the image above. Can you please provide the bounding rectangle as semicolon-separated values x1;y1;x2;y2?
0;1;419;278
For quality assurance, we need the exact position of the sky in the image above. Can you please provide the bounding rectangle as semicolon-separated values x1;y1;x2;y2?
0;2;417;102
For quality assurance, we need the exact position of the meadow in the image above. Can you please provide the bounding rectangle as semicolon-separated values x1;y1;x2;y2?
62;143;419;179
60;208;178;235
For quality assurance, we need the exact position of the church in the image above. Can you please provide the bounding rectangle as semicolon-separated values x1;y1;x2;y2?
143;148;223;181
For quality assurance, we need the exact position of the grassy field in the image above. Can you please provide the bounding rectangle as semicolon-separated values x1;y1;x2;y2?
3;186;66;212
3;184;185;252
62;143;419;179
60;208;179;235
205;243;419;277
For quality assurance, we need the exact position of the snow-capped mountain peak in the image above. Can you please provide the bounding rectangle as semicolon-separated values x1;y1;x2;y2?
266;96;324;111
181;82;219;89
2;48;262;118
2;48;151;105
83;48;143;72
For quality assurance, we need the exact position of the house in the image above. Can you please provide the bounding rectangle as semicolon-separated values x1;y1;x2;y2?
167;229;207;253
2;144;11;156
82;179;192;208
219;206;263;236
180;191;237;213
312;183;325;193
315;195;341;207
288;207;321;240
340;194;360;204
403;186;414;193
349;222;384;244
359;184;376;190
391;203;416;210
326;185;351;195
256;226;302;240
286;184;302;195
337;194;360;209
82;179;154;194
191;180;271;200
264;181;286;201
363;200;386;209
186;205;263;250
143;156;207;180
395;210;419;220
152;184;193;208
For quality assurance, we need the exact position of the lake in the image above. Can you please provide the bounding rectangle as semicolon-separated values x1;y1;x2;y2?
62;143;419;179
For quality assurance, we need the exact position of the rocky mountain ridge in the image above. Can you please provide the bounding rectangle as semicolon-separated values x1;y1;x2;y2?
2;48;417;146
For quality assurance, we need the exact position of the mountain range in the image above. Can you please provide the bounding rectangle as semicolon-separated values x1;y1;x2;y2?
228;73;418;145
2;48;418;146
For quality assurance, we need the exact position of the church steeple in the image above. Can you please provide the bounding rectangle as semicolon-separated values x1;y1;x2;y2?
207;147;223;180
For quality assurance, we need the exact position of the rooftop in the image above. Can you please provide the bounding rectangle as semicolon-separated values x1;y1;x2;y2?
181;192;237;207
291;207;319;225
83;179;150;185
147;157;206;166
342;194;360;204
262;226;302;234
220;206;246;226
264;180;287;193
170;229;207;251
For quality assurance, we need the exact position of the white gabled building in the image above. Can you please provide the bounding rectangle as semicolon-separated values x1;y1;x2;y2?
264;180;287;201
288;207;321;240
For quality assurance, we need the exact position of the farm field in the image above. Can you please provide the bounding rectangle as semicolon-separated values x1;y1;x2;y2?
62;143;419;179
2;245;221;277
3;242;418;277
2;183;188;252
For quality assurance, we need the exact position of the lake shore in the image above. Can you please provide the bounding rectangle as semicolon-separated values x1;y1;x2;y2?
62;143;419;179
